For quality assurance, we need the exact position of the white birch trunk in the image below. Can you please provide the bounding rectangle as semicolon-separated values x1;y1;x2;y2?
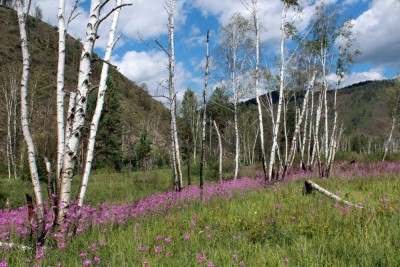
251;0;267;179
167;0;183;191
321;51;329;159
77;0;122;207
288;71;316;169
233;100;240;179
199;30;210;189
57;0;102;229
306;87;315;168
16;0;45;243
213;120;223;182
268;3;287;181
56;0;67;181
314;90;324;175
382;117;397;161
327;82;339;175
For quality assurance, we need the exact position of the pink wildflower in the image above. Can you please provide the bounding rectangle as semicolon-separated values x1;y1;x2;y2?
184;233;191;240
83;260;92;266
197;253;206;262
154;246;162;253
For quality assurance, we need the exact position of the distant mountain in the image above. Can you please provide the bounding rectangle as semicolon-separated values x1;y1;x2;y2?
0;5;170;171
244;79;397;139
336;80;395;138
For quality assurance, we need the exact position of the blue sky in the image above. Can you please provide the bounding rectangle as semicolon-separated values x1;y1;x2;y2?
34;0;400;101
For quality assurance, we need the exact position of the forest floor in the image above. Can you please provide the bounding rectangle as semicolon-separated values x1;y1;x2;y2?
1;161;400;266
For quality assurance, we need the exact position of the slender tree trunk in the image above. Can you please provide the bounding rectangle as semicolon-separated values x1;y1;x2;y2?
6;103;12;179
200;31;210;189
167;0;183;191
186;137;191;185
233;100;240;179
314;91;324;176
77;0;122;207
307;87;315;169
326;82;339;176
288;71;316;169
268;3;287;181
16;0;45;244
383;117;397;161
213;120;223;182
251;0;267;179
56;0;67;182
57;0;103;231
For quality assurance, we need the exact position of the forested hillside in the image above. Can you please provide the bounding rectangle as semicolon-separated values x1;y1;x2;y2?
0;5;170;176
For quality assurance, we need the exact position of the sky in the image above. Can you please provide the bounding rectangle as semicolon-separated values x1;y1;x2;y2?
33;0;400;102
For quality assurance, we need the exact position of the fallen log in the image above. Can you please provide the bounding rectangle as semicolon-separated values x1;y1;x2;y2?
304;180;362;208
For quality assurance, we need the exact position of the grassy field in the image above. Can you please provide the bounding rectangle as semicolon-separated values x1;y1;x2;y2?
1;162;400;266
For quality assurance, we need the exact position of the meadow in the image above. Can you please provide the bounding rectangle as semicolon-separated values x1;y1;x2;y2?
1;161;400;266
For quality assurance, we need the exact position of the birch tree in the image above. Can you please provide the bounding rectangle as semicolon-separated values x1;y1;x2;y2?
246;0;267;179
0;65;19;179
267;0;299;181
154;0;183;191
200;30;210;189
77;0;123;207
56;0;129;230
382;77;400;161
217;13;254;180
307;3;359;177
15;0;46;244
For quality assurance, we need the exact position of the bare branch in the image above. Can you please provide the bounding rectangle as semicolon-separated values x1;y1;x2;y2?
67;0;80;26
98;3;132;27
154;39;170;56
26;0;32;16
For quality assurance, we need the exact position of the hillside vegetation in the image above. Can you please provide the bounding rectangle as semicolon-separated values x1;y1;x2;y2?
0;5;170;174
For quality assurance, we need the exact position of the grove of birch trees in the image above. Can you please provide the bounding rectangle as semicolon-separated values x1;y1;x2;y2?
5;0;400;247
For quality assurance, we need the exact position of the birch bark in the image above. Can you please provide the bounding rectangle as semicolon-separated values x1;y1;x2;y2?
56;0;67;182
268;3;287;181
57;0;103;229
250;0;267;179
199;30;210;189
77;0;122;207
167;0;183;191
16;0;45;244
213;120;223;182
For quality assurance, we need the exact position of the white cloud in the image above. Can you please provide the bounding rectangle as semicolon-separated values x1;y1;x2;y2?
328;68;386;88
118;0;188;40
112;50;194;103
190;0;318;48
35;0;89;39
112;50;168;94
351;0;400;68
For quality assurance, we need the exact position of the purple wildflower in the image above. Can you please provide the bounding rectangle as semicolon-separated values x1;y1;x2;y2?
154;246;162;253
197;253;206;262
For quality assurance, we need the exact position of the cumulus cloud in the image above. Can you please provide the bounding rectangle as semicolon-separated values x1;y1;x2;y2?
351;0;400;68
328;68;386;88
118;0;188;40
112;50;194;103
190;0;318;47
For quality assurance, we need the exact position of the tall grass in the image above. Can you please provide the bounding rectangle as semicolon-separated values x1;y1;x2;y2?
2;167;400;266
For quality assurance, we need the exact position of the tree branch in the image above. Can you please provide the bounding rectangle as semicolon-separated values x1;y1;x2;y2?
97;3;132;27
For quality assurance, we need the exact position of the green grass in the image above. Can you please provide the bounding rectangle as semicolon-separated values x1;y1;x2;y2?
0;169;174;209
3;172;400;266
0;165;245;209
